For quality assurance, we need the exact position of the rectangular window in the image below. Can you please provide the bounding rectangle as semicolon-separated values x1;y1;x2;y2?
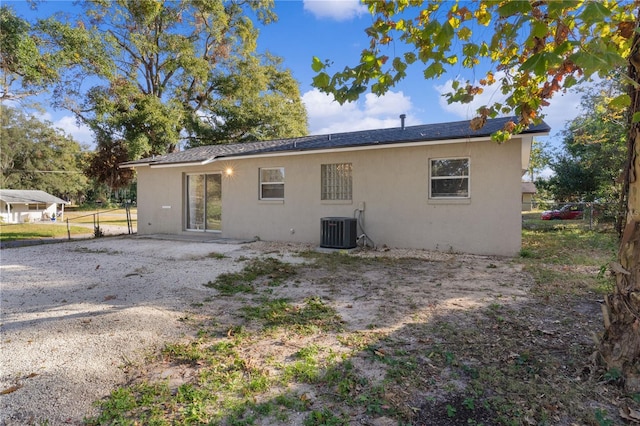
430;158;470;198
259;167;285;200
321;163;352;200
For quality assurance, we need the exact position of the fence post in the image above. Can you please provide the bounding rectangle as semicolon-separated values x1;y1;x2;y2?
66;218;71;240
126;203;132;234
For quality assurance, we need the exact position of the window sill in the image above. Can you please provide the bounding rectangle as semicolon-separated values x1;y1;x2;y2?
258;199;285;204
428;198;471;205
321;200;353;205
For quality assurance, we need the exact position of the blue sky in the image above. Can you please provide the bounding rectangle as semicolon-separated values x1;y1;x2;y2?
6;0;583;152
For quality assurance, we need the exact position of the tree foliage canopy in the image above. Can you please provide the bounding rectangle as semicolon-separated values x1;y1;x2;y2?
0;6;60;101
544;80;627;203
0;105;88;198
312;0;637;141
32;0;308;161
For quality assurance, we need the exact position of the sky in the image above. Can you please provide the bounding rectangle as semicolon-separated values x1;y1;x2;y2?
6;0;585;155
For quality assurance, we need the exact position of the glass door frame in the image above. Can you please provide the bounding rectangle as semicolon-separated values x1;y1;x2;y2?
185;172;222;232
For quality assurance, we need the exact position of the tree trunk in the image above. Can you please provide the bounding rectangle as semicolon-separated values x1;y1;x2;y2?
599;21;640;389
600;141;640;391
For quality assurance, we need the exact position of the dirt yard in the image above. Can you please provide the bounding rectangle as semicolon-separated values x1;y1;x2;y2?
0;234;612;425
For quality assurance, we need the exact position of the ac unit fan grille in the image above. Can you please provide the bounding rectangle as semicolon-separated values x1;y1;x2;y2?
320;217;357;249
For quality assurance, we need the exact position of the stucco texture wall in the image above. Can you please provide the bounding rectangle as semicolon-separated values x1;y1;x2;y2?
135;138;524;256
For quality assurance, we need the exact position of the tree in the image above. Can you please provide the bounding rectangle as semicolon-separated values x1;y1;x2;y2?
313;1;640;391
0;105;88;199
0;6;59;101
527;138;552;182
545;81;627;206
545;154;600;202
33;0;308;164
84;133;135;192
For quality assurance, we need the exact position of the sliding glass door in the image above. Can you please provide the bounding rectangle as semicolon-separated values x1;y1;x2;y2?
186;173;221;231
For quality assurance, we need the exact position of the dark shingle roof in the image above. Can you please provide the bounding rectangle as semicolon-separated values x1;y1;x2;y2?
0;189;69;205
121;117;550;168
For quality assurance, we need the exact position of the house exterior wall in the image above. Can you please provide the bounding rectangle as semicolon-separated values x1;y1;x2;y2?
522;193;534;211
0;202;58;223
135;137;524;256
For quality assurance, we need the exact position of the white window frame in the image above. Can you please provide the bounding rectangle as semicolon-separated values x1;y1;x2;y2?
259;167;285;200
321;163;352;201
429;157;470;199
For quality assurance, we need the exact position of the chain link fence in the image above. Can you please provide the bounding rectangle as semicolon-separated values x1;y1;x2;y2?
63;204;136;239
523;201;624;231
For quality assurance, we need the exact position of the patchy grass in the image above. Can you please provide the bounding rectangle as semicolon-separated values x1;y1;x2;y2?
86;222;630;426
204;257;296;295
0;223;93;241
1;208;137;242
520;217;618;298
64;208;137;228
241;296;343;334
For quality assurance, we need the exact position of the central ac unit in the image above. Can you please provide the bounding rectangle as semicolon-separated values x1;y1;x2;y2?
320;217;357;249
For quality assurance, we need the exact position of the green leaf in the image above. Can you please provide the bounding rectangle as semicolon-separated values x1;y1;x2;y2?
563;75;578;88
434;21;454;46
392;57;407;73
610;94;631;109
632;112;640;123
462;43;479;57
311;56;324;72
547;1;581;19
362;52;377;65
458;26;472;41
423;62;444;79
498;1;532;17
403;52;417;64
601;52;627;69
491;130;512;143
520;53;548;75
571;50;625;77
579;1;612;25
532;21;548;38
479;42;489;56
553;40;575;56
570;51;600;73
312;72;330;89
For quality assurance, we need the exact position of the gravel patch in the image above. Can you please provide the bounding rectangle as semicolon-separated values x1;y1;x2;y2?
0;234;529;425
0;235;264;425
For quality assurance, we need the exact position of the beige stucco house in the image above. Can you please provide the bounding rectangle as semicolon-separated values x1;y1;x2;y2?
121;117;550;256
521;181;537;211
0;189;69;223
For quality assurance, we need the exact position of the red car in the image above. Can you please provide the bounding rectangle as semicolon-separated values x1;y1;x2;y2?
541;204;584;220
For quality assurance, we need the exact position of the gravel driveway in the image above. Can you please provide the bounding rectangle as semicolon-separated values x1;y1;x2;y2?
0;235;266;425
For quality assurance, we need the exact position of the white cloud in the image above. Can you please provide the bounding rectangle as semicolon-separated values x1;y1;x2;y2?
32;112;94;146
302;0;367;21
539;88;585;135
364;91;412;116
302;88;415;134
53;115;94;147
